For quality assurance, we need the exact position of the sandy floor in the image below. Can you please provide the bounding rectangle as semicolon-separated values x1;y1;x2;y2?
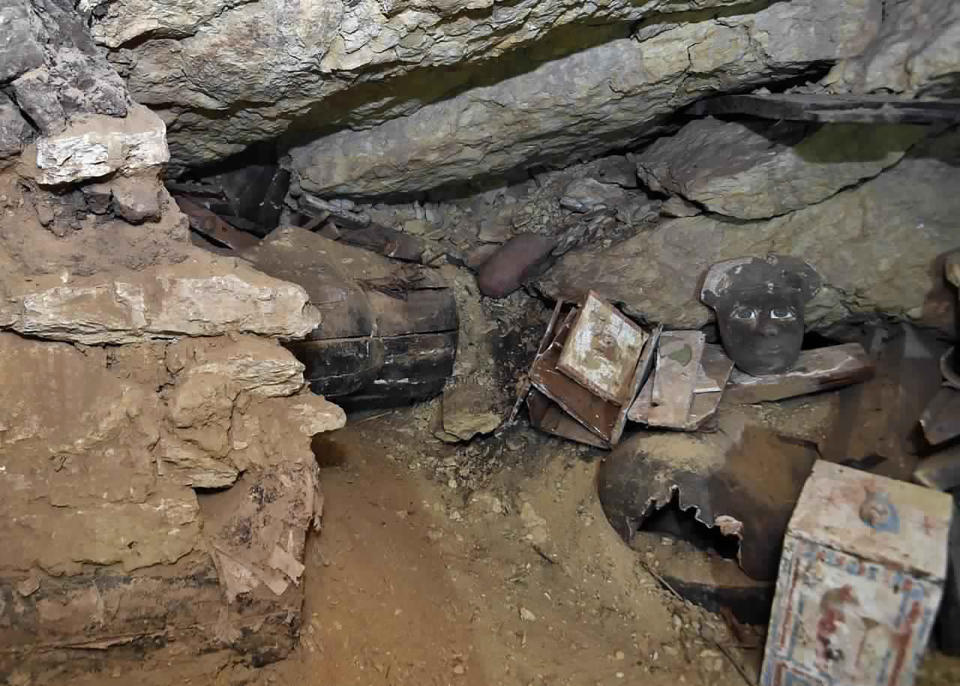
60;404;960;686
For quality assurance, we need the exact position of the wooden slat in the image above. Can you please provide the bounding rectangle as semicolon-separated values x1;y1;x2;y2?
367;289;458;337
726;343;874;404
689;93;960;124
648;331;705;429
527;389;610;449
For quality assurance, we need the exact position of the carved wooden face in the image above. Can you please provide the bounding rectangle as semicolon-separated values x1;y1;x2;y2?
714;288;805;375
700;255;821;376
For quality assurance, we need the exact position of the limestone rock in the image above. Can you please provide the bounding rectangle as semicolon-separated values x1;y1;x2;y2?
289;0;879;197
660;196;701;218
33;104;168;185
158;436;239;488
97;0;758;172
228;392;345;471
636;119;926;220
110;174;163;223
538;131;960;332
442;382;502;440
167;335;306;398
0;0;44;84
0;92;33;160
2;483;201;575
827;0;960;97
5;0;128;134
0;250;321;344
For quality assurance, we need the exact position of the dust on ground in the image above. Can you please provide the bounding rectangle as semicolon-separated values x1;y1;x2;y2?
59;404;960;686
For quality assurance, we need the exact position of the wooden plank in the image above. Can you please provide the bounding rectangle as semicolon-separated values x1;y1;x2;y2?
174;195;260;252
627;376;653;424
242;227;376;339
695;344;735;393
336;332;457;410
689;93;960;124
285;337;384;397
527;389;610;449
339;224;427;263
726;343;875;404
610;324;661;444
366;288;458;336
648;331;705;429
557;291;647;405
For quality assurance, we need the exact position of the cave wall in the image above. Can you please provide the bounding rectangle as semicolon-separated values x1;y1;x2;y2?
0;2;346;680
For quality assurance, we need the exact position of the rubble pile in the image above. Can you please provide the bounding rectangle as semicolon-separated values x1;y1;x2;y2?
0;1;345;680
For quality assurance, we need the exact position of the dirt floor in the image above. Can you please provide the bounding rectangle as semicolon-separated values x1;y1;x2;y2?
59;400;960;686
223;402;959;686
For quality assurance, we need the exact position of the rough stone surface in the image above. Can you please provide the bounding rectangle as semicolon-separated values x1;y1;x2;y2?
0;329;344;664
636;118;926;220
33;103;168;185
0;92;33;161
442;382;503;440
826;0;960;97
94;0;757;171
0;251;320;344
109;173;163;223
0;333;200;575
292;0;871;195
168;335;306;398
538;131;960;332
289;0;879;197
4;0;128;134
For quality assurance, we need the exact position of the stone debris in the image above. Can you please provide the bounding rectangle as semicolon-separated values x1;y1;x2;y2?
33;104;169;185
636;118;925;220
442;382;503;441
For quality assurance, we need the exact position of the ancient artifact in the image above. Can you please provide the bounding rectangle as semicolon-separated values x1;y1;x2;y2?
701;254;821;375
761;461;953;686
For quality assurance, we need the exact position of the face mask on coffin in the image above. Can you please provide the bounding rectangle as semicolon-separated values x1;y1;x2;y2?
700;255;821;376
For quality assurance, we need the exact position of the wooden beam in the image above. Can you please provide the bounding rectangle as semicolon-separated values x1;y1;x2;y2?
688;94;960;125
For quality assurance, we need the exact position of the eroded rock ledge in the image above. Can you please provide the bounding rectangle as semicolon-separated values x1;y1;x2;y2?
0;2;346;679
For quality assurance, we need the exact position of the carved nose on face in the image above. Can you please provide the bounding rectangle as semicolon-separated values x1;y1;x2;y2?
759;318;779;337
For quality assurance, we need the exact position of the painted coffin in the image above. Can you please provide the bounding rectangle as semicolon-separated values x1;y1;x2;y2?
761;461;953;686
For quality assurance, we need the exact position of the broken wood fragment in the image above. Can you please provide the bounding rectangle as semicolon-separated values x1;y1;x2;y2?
174;195;260;252
527;389;611;449
920;387;960;446
338;224;427;263
648;330;705;429
689;93;960;125
725;343;874;404
914;445;960;492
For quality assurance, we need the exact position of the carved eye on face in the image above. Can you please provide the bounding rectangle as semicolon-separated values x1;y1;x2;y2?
731;307;758;321
770;307;797;321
